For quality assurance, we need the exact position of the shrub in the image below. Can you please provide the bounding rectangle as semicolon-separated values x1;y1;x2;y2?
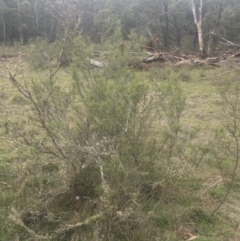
5;34;195;240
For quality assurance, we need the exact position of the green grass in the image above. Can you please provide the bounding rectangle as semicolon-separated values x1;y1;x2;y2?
1;52;240;240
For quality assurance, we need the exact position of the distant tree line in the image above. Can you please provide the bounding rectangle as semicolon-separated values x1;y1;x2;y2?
0;0;240;53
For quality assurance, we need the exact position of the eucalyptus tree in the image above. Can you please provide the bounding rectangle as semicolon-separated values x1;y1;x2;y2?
188;0;204;55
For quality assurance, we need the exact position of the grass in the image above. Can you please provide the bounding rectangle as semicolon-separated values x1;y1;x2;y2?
1;49;240;240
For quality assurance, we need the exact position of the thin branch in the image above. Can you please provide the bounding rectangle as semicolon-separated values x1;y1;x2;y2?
55;212;102;235
210;32;240;47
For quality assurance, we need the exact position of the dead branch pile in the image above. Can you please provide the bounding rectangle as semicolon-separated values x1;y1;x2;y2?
88;35;240;70
88;49;240;70
87;35;240;70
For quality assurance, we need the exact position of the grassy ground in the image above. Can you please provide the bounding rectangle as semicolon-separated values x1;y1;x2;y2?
1;53;240;240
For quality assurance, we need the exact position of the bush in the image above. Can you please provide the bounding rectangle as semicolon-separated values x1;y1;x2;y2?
4;34;196;240
28;38;75;69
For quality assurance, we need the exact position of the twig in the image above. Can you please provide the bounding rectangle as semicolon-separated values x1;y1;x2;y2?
55;212;102;234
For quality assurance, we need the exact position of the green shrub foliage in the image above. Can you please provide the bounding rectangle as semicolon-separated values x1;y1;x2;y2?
4;35;194;240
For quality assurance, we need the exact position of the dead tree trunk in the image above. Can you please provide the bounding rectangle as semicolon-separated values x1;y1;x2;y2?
189;0;204;57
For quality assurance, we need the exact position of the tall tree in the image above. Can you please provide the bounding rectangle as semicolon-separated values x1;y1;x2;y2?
188;0;204;56
162;0;169;48
17;0;23;44
204;0;230;54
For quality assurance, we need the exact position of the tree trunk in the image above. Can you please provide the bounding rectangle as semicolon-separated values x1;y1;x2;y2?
173;13;181;47
17;0;23;44
34;0;39;38
197;22;203;53
207;1;224;54
162;0;169;48
1;16;6;44
189;0;204;57
82;0;94;38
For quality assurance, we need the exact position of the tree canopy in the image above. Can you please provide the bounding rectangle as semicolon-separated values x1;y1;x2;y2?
0;0;240;53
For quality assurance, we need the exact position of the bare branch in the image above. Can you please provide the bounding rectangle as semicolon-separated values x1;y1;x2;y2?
210;32;240;47
55;212;102;235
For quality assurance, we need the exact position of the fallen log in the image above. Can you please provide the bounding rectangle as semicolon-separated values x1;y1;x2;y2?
143;52;164;62
86;57;107;68
229;51;240;59
205;57;220;65
175;59;194;67
143;51;183;63
88;46;240;70
210;32;240;47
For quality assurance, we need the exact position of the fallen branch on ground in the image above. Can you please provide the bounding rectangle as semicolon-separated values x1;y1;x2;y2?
55;212;103;234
